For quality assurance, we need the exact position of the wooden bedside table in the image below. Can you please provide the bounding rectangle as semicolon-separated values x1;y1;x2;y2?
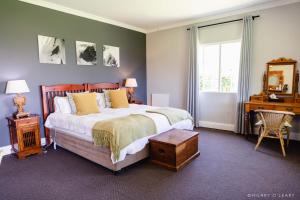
129;99;143;104
7;114;42;159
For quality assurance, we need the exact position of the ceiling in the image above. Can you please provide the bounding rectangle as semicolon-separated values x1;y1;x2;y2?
20;0;299;33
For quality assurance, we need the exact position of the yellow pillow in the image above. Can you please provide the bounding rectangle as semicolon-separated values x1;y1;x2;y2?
109;89;129;108
72;93;100;115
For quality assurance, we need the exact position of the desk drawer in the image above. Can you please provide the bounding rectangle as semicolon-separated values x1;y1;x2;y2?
276;106;300;113
250;104;275;110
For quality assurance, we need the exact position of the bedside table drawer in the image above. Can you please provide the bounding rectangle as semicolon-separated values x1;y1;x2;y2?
16;117;39;127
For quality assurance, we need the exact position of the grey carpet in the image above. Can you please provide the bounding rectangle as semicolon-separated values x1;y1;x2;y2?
0;128;300;200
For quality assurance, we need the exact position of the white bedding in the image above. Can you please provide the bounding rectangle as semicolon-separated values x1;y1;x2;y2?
45;104;193;163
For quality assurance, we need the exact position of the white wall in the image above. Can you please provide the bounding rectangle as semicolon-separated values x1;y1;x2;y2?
251;3;300;95
146;28;188;108
198;92;237;131
147;2;300;136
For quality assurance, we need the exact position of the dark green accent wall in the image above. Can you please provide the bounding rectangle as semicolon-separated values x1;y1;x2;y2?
0;0;146;147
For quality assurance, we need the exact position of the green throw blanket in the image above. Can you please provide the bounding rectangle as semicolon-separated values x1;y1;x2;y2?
92;114;156;161
146;107;193;125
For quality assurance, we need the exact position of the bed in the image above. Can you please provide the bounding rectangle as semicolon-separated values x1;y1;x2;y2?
41;82;193;172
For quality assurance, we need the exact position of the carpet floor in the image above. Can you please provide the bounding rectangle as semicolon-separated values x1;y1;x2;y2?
0;128;300;200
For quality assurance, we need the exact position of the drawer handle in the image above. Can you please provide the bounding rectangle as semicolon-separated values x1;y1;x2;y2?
158;148;165;155
286;107;293;111
257;106;264;109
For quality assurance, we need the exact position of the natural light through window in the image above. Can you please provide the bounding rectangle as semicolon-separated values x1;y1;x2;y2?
199;41;241;93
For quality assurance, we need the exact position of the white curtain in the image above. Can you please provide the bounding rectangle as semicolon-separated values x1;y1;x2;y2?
235;16;254;133
187;26;200;127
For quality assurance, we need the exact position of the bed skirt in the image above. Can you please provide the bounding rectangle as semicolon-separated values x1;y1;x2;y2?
50;129;150;171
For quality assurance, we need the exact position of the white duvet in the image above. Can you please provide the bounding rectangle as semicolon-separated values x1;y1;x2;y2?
45;104;193;163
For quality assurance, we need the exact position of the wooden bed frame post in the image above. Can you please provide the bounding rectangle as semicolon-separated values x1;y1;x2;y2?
40;85;51;145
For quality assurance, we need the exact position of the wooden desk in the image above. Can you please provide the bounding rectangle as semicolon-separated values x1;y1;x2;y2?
244;101;300;135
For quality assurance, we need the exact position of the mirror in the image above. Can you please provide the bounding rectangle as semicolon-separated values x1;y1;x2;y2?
266;58;296;95
268;65;294;93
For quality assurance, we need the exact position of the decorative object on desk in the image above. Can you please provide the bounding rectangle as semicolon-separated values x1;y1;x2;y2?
268;93;283;102
76;41;97;65
269;93;278;100
103;45;119;68
125;78;137;102
283;84;288;93
6;80;30;118
38;35;66;64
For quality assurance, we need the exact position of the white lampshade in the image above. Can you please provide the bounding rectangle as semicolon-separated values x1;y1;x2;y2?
125;78;138;87
6;80;30;94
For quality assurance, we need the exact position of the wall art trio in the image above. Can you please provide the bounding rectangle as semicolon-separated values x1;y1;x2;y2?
37;35;120;68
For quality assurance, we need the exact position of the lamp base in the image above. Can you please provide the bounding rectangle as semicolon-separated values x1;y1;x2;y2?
13;94;29;118
14;112;30;119
127;87;135;102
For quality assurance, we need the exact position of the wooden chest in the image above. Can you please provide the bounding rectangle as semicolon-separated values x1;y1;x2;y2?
149;129;200;171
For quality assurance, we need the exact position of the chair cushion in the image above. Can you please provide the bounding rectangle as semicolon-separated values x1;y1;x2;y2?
283;121;292;127
255;120;263;126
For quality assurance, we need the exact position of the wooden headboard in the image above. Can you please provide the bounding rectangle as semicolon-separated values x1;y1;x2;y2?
40;82;119;145
87;82;119;93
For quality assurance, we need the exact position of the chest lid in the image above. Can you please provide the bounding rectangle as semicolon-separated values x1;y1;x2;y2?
149;129;198;147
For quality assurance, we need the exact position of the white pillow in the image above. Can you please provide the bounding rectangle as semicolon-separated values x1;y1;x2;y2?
54;96;72;114
103;89;120;108
66;91;89;113
95;93;106;110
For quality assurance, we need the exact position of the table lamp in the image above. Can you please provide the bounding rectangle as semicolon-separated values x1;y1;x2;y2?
6;80;30;118
125;78;138;102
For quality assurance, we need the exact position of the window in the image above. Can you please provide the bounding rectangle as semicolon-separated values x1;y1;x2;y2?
199;41;241;93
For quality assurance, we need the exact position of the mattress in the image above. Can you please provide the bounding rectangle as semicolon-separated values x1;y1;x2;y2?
45;104;193;163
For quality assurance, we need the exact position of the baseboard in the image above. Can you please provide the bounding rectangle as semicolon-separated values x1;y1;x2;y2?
0;138;47;162
198;121;235;132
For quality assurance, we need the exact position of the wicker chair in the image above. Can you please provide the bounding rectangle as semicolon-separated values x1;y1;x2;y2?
254;109;295;157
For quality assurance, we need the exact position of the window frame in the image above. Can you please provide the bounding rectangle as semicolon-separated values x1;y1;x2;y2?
199;39;241;94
